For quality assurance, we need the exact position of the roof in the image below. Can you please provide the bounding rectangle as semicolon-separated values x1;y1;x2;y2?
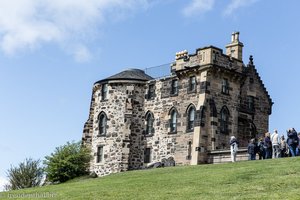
95;68;153;84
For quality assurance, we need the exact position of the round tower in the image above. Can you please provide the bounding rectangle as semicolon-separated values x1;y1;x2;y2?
82;69;153;176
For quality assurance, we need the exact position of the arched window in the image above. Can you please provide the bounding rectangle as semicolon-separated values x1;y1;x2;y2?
220;106;229;134
187;105;195;131
170;108;177;133
98;112;107;135
145;112;154;135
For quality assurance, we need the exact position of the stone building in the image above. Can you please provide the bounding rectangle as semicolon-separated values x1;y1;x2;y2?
82;32;273;176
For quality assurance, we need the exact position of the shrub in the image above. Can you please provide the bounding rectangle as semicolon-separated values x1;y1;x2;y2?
5;158;44;190
44;141;91;183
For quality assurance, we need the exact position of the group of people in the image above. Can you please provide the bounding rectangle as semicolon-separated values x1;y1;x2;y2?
229;128;300;162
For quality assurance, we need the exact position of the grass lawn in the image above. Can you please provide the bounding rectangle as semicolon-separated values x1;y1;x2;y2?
1;157;300;200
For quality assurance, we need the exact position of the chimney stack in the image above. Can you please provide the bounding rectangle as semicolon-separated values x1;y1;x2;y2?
226;31;243;61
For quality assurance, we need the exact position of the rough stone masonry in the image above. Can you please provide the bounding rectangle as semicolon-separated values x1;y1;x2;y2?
82;32;273;177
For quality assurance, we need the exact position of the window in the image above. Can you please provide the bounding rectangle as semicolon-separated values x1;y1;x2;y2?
144;148;151;163
101;84;108;100
145;112;154;135
171;79;178;95
187;141;192;160
188;76;196;92
220;107;229;134
98;112;107;135
148;84;155;99
187;106;195;131
247;96;254;111
170;109;177;133
96;146;103;163
221;79;229;94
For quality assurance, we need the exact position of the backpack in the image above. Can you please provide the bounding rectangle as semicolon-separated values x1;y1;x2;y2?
232;142;238;153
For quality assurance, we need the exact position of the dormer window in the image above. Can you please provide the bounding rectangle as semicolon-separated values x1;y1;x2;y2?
221;79;229;94
101;84;108;100
171;79;178;95
188;76;196;92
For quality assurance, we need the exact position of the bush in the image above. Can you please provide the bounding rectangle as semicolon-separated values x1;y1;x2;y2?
5;158;44;190
44;141;91;183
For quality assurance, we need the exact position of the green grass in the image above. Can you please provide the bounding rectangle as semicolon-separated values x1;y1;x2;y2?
1;157;300;200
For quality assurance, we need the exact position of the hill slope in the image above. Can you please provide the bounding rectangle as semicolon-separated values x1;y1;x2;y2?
1;157;300;200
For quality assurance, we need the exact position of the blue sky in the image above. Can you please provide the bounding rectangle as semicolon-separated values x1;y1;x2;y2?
0;0;299;190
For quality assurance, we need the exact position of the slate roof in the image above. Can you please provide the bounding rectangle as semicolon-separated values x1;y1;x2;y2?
95;69;153;84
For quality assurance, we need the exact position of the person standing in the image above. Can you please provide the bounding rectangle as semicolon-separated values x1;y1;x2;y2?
257;137;265;160
264;132;272;159
287;128;299;157
280;135;287;157
271;129;280;158
248;138;256;160
230;136;238;162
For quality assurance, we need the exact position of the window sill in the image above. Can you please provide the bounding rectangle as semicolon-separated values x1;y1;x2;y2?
221;91;230;95
100;99;109;102
146;97;155;101
187;90;196;94
144;134;154;137
168;131;177;135
97;134;106;137
170;93;178;97
186;129;194;133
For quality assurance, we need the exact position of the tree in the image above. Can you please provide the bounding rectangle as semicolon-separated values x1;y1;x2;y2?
5;158;44;190
44;141;91;183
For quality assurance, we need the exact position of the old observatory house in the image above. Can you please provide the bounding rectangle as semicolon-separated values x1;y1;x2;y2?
82;32;273;177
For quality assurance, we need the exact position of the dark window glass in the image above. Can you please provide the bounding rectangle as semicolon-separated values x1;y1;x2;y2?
189;76;196;91
248;96;254;111
96;146;103;163
170;109;177;133
221;79;229;94
171;79;178;95
101;84;108;100
145;113;154;135
99;113;107;135
144;148;151;163
187;141;192;160
220;107;229;133
187;107;195;131
148;84;155;99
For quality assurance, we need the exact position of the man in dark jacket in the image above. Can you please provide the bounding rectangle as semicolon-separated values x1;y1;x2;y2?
248;138;256;160
287;128;299;157
264;132;272;159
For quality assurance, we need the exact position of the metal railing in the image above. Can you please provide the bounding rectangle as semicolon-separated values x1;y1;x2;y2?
144;62;172;79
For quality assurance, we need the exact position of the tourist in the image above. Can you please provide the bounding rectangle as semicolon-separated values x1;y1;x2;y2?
271;129;280;158
230;136;239;162
298;132;300;155
257;137;265;160
287;128;299;157
280;135;287;157
247;138;256;160
263;132;272;159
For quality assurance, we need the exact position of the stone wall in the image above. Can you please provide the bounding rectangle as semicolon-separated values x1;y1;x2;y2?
82;43;272;177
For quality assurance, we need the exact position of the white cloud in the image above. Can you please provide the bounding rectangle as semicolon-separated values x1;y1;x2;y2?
0;0;150;62
0;176;8;192
73;45;92;63
182;0;215;17
223;0;259;16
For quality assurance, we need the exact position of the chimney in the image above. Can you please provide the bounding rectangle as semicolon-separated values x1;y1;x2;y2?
226;31;244;61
